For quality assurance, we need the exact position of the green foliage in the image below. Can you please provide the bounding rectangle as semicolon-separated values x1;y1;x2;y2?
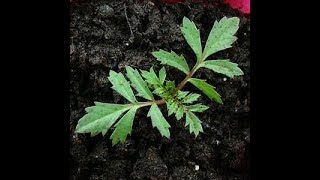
175;106;184;120
152;80;176;100
181;17;202;62
141;67;161;85
75;16;244;145
185;111;203;136
177;90;189;99
108;70;137;103
110;106;139;145
189;78;222;104
167;100;178;116
202;17;240;60
147;103;171;138
126;66;154;100
182;93;201;104
159;67;166;84
199;60;244;78
152;50;190;74
187;104;209;112
75;102;132;136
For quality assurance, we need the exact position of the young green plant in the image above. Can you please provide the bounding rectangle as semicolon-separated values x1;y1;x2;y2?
75;16;244;145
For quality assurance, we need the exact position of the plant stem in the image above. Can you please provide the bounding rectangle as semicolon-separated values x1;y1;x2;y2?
176;66;197;91
139;99;165;107
176;56;204;91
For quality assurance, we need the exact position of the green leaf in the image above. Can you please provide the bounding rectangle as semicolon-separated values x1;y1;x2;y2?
159;67;166;84
165;81;176;92
153;87;165;96
181;17;202;62
152;50;190;74
76;103;131;136
183;93;201;104
141;67;160;85
187;104;209;112
110;106;139;145
177;90;189;99
203;17;240;60
168;101;178;116
108;70;137;103
166;100;172;110
125;66;154;100
85;102;128;114
185;111;203;137
188;78;222;104
175;106;184;120
147;104;171;138
199;60;244;78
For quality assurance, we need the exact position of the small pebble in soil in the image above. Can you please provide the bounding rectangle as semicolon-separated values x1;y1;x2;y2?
195;165;199;171
216;140;220;145
97;5;114;17
223;77;227;81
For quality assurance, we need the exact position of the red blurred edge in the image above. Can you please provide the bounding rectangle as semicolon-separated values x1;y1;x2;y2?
70;0;250;15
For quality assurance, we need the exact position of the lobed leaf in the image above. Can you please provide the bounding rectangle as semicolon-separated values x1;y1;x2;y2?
110;106;139;145
140;67;160;85
168;101;178;116
175;106;184;120
199;59;244;78
187;103;209;112
147;104;171;138
152;50;190;74
76;103;131;136
126;66;154;100
177;90;189;99
153;87;165;96
181;17;202;62
108;70;137;103
183;93;201;104
188;78;222;104
203;17;240;60
185;111;203;137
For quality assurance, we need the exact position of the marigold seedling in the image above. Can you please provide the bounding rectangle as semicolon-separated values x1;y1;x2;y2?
75;16;244;145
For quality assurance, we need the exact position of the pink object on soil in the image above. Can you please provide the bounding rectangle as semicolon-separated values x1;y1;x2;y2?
224;0;250;14
160;0;250;14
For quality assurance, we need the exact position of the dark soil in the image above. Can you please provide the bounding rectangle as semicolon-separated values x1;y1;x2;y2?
70;0;250;179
